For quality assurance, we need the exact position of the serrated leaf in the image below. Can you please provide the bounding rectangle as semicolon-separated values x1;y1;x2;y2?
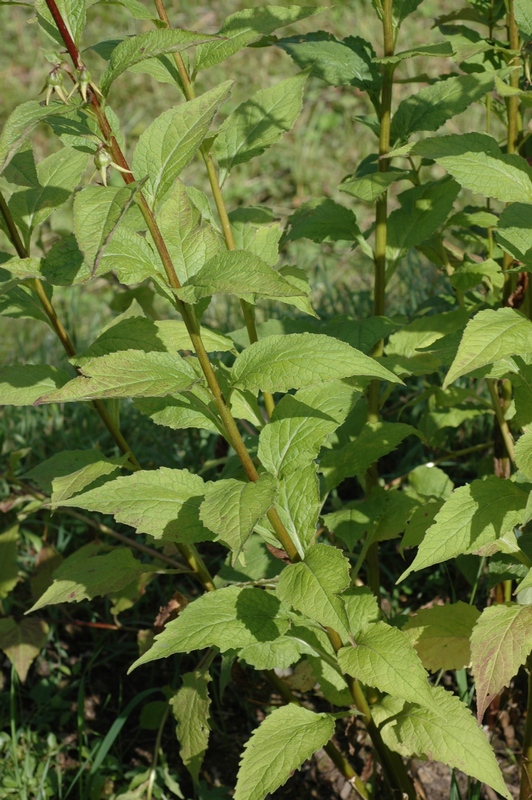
41;234;91;286
515;0;532;35
256;464;321;559
215;71;308;183
377;41;454;64
135;393;221;434
29;545;158;612
338;621;435;708
35;350;196;404
320;422;419;492
175;251;304;304
156;180;222;283
56;467;211;544
412;133;532;204
234;704;334;800
228;207;282;266
276;543;351;638
239;636;308;670
340;168;411;203
24;449;128;508
200;474;277;556
96;227;164;284
231;333;401;393
471;603;532;722
372;686;511;800
516;429;532;481
132;82;232;208
387;178;460;254
399;477;528;580
391;72;495;143
73;184;142;275
258;380;361;477
277;32;380;98
496;202;532;266
0;617;48;683
0;101;79;173
444;308;532;387
99;29;217;95
35;0;85;47
108;0;155;20
0;527;19;599
8;148;88;244
343;588;381;637
386;308;470;359
0;364;71;405
283;197;360;243
392;0;423;25
131;586;289;669
403;601;480;673
73;315;234;365
171;670;211;785
194;6;324;71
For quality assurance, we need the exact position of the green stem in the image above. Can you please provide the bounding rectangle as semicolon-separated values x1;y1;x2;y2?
365;0;395;600
153;0;276;419
521;655;532;800
146;705;170;800
487;379;515;465
503;0;521;295
265;670;370;800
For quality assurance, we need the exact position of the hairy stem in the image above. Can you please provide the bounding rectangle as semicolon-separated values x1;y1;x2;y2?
153;0;276;419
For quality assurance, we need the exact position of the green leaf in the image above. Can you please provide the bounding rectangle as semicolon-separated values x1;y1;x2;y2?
392;0;423;25
391;72;495;143
24;449;128;508
515;0;532;35
399;477;528;580
131;586;289;669
175;251;305;304
0;101;79;173
277;33;380;98
8;148;88;244
387;178;460;254
283;197;360;243
372;686;511;800
156;180;222;283
471;603;532;722
73;314;234;365
0;527;19;599
338;621;435;708
194;6;325;71
232;333;401;393
386;308;471;359
412;133;532;204
0;364;71;406
340;167;411;203
403;601;480;672
320;422;419;492
106;0;155;20
215;71;308;183
517;429;532;481
258;380;361;478
35;0;86;47
234;704;334;800
276;265;317;317
99;29;217;95
34;350;196;404
239;637;308;670
73;184;142;275
264;464;322;558
200;474;277;556
0;617;48;683
132;82;233;208
135;393;221;434
376;41;454;64
276;543;351;638
444;308;532;388
171;670;212;785
496;203;532;267
228;207;282;266
96;227;164;284
56;468;211;544
343;588;381;638
41;234;91;286
29;544;157;612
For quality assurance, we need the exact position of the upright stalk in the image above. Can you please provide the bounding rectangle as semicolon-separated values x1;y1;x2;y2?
365;0;395;598
153;0;275;420
521;655;532;800
503;0;521;290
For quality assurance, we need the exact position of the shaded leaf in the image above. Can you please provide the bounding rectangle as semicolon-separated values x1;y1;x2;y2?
0;364;71;406
171;670;212;785
0;617;48;683
403;601;480;672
